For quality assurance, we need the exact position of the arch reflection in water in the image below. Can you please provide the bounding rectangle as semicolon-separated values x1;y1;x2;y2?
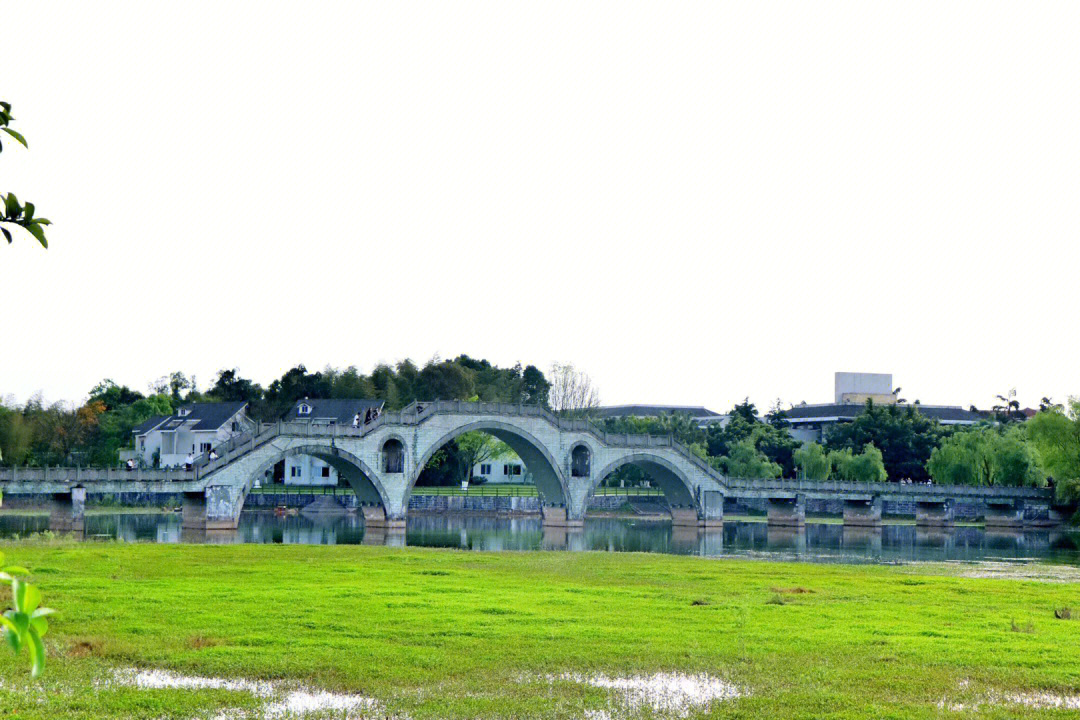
0;512;1078;564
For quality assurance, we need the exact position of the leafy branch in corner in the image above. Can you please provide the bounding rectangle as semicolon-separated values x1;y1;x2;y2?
0;549;55;677
1;102;51;248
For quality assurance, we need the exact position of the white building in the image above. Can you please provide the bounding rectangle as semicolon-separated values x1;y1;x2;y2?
471;457;527;484
130;402;252;467
785;372;982;444
278;398;385;486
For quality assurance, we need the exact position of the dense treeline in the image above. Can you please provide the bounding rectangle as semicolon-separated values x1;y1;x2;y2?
0;356;552;469
3;364;1080;501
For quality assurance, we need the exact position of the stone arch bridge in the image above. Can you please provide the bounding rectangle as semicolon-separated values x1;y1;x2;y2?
185;401;726;529
0;401;1058;532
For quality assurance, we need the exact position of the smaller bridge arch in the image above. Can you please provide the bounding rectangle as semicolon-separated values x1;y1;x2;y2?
251;444;393;516
412;419;570;508
591;451;701;521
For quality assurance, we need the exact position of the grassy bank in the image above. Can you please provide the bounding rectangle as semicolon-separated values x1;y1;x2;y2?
1;541;1079;718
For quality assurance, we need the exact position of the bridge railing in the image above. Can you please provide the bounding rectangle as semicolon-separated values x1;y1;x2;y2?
720;476;1054;500
0;466;196;483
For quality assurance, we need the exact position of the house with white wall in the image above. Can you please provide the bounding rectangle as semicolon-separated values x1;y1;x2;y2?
471;456;527;484
279;398;385;486
130;401;252;467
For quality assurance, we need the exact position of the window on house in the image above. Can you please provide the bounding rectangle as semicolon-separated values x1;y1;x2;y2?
291;466;301;478
511;465;522;476
503;464;509;475
298;404;311;416
480;463;491;475
231;421;239;432
200;443;212;453
321;466;330;478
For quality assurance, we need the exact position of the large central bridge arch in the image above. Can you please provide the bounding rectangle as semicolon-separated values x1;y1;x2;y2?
411;420;569;508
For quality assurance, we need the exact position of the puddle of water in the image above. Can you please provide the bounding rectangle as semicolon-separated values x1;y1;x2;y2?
557;672;743;717
938;681;1080;712
113;668;380;719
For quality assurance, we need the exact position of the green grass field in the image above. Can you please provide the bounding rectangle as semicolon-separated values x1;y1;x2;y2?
2;540;1080;718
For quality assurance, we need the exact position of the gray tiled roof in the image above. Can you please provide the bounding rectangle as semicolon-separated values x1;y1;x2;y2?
287;398;385;423
785;403;981;424
598;405;724;419
131;415;170;436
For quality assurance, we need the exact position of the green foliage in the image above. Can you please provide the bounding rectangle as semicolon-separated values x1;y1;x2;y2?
453;431;514;484
928;426;1043;488
824;400;945;482
1;102;50;248
718;439;782;479
707;412;801;477
1027;399;1080;501
0;550;55;677
829;443;887;483
793;442;830;480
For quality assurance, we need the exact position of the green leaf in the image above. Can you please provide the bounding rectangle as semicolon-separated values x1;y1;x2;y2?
36;218;51;226
1;127;27;148
24;202;34;221
13;579;41;614
5;192;19;219
5;625;19;654
29;614;48;638
25;223;47;248
27;626;45;678
0;614;17;634
3;566;31;576
30;608;56;619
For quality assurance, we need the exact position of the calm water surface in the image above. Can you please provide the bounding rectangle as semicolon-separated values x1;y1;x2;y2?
4;511;1080;565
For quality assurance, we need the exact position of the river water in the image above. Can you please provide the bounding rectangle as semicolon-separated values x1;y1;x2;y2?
3;511;1080;565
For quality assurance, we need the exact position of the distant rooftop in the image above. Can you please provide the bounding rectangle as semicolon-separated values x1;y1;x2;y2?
785;402;981;424
287;398;384;424
598;405;725;419
131;402;248;434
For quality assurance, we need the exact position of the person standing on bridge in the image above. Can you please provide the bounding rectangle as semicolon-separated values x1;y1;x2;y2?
352;412;361;428
185;452;194;471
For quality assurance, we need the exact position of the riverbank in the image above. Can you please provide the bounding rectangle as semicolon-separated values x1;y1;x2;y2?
1;540;1079;718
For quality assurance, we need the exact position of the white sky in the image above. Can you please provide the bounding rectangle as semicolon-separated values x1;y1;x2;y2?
2;2;1078;412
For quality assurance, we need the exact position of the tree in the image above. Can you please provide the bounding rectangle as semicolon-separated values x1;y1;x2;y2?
706;411;800;477
520;365;551;406
548;363;600;417
208;369;264;405
992;388;1024;424
453;431;512;485
419;360;474;401
829;443;887;483
824;400;945;482
1;102;51;248
765;399;789;429
793;442;830;480
1027;399;1080;501
928;426;1044;488
718;440;781;479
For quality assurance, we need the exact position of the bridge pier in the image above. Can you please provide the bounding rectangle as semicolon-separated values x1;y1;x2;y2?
915;499;954;528
984;499;1024;530
670;507;703;528
48;485;86;533
540;505;584;529
699;490;724;528
361;504;406;530
182;486;245;530
842;496;882;527
766;495;805;527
